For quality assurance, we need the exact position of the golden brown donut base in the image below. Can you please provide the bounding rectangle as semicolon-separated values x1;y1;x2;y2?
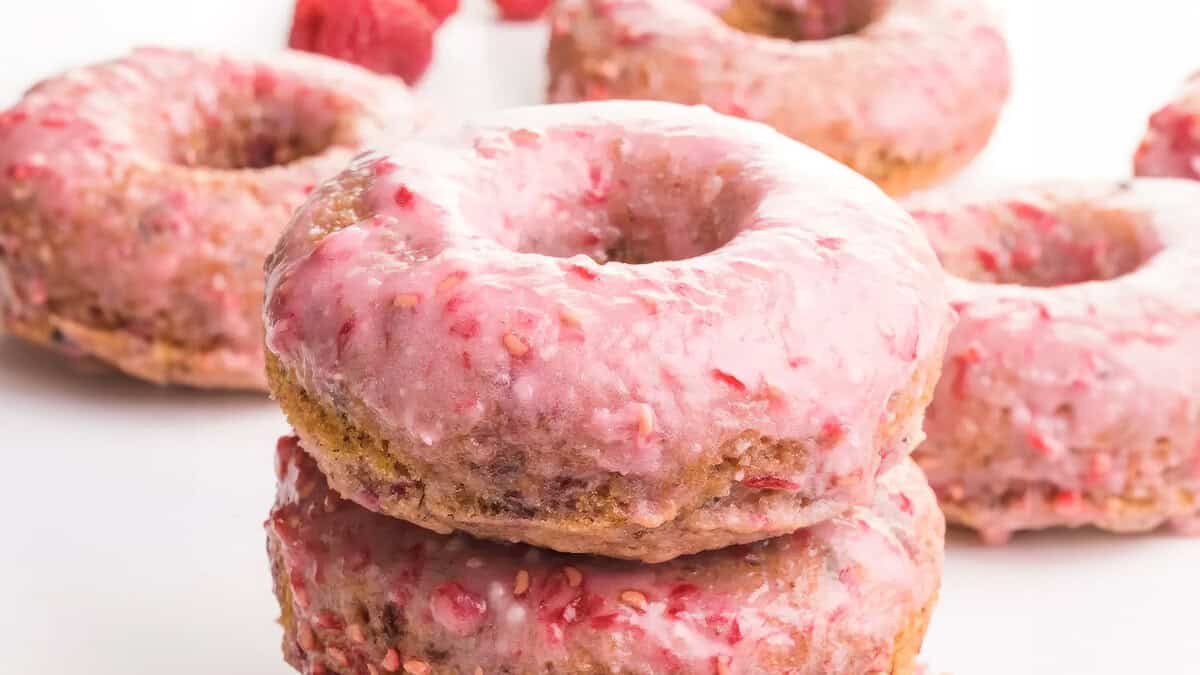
0;166;273;390
4;312;264;390
936;479;1200;541
267;349;943;562
843;141;986;197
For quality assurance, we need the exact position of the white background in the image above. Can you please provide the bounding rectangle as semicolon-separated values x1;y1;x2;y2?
2;1;1199;673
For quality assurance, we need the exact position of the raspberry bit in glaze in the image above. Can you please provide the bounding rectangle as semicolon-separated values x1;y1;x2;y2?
429;582;488;636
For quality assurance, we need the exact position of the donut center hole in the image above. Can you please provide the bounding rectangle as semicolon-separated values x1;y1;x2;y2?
467;131;762;264
718;0;883;40
919;200;1164;287
169;81;338;170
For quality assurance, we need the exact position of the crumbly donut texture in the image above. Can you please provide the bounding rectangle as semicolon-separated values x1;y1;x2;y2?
546;0;1011;195
0;47;418;388
264;102;952;560
268;436;944;675
907;180;1200;542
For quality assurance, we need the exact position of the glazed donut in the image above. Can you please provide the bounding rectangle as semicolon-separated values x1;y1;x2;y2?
268;436;944;675
907;180;1200;543
263;101;952;562
546;0;1011;195
0;47;418;389
1134;71;1200;180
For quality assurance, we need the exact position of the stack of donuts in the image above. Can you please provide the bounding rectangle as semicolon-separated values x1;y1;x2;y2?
5;1;1200;673
261;102;955;674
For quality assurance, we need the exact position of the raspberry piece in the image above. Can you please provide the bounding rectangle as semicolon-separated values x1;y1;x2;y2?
494;0;552;21
417;0;459;25
429;582;487;636
288;0;436;85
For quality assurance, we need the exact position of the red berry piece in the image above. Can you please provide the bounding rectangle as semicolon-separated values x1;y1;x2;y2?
494;0;553;21
416;0;459;25
289;0;436;85
742;476;801;491
429;582;487;636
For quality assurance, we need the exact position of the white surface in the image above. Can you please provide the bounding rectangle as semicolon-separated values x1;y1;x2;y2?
2;1;1199;673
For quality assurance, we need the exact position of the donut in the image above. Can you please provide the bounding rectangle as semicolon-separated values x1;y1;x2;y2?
267;435;944;675
1134;72;1200;180
0;47;418;389
263;101;952;562
546;0;1011;195
906;180;1200;543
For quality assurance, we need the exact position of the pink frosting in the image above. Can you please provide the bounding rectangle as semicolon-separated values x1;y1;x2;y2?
1134;72;1200;180
907;180;1200;541
269;436;943;674
0;47;418;386
548;0;1011;165
265;102;951;516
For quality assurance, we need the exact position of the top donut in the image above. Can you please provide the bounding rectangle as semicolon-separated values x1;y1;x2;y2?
548;0;1012;195
264;101;952;561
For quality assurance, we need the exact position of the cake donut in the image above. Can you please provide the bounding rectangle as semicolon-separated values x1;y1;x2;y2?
546;0;1011;195
263;101;952;562
0;47;418;389
1134;71;1200;180
268;436;944;675
907;180;1200;543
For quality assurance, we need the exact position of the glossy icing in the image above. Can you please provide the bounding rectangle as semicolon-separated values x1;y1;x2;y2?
0;47;418;387
908;180;1200;541
268;435;943;674
264;101;952;545
547;0;1010;189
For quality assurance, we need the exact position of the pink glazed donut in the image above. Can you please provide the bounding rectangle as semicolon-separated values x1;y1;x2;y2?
1134;71;1200;180
0;48;418;389
547;0;1011;195
268;436;944;675
264;101;952;562
907;180;1200;543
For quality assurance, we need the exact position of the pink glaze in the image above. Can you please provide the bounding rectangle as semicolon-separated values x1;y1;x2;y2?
1135;72;1200;180
908;180;1200;542
0;47;418;388
265;102;951;522
547;0;1011;185
268;436;944;674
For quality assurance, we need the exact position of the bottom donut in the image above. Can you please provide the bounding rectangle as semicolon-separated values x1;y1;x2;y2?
266;436;943;675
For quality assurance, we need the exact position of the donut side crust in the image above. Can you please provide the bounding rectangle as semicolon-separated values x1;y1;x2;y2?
4;308;265;389
266;349;944;561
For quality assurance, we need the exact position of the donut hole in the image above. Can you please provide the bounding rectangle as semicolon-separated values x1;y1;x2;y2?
923;200;1164;287
166;76;341;170
174;116;334;170
718;0;883;40
466;132;763;264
